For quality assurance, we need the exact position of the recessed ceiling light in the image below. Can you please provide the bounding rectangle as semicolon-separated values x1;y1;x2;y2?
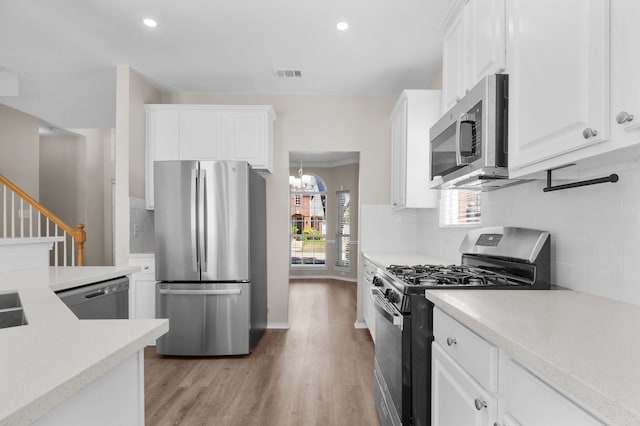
337;22;349;31
143;18;157;28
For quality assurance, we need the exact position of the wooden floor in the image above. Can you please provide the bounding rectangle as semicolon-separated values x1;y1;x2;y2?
144;279;380;426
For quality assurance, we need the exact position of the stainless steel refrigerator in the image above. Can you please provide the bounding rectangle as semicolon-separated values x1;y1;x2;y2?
154;160;267;356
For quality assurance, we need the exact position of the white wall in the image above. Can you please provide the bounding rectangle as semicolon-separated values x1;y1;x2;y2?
0;104;40;198
114;67;161;266
161;92;397;326
417;162;640;306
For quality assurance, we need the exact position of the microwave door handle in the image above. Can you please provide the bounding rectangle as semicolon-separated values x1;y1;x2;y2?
455;113;464;166
456;113;477;165
191;168;198;272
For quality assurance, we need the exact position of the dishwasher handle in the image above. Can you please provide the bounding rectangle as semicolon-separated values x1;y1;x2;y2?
84;289;107;299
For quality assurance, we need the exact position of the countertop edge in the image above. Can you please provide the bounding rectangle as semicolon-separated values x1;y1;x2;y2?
3;319;169;426
425;290;637;426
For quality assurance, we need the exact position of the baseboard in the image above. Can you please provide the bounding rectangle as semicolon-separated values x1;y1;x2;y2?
266;322;291;329
353;321;368;329
289;275;357;283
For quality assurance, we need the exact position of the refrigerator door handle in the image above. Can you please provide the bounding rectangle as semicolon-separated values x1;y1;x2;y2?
190;168;198;272
158;288;242;296
198;168;208;272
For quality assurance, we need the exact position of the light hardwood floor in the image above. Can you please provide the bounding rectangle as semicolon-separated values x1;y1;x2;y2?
144;279;380;426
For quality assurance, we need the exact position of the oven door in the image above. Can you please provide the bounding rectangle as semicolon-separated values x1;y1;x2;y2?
373;289;406;426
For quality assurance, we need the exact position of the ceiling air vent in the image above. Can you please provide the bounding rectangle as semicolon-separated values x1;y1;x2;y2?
274;69;302;78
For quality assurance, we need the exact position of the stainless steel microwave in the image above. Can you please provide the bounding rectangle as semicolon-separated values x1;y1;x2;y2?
429;74;520;191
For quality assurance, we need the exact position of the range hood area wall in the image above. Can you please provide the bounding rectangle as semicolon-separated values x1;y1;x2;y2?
417;163;640;307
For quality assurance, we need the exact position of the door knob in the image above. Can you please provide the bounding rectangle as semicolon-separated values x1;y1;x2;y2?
616;111;634;124
446;337;457;346
583;128;598;139
474;398;487;410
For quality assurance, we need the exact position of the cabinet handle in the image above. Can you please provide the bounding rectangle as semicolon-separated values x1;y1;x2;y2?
474;398;487;411
446;337;457;346
582;128;598;138
144;266;150;270
616;111;634;124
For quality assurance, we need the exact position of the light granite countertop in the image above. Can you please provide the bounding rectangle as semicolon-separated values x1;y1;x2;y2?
0;266;169;425
426;289;640;426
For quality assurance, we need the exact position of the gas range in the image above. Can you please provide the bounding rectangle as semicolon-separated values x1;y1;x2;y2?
372;227;552;426
373;226;552;314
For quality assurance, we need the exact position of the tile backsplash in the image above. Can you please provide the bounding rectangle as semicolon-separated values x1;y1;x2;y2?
130;197;154;253
416;163;640;307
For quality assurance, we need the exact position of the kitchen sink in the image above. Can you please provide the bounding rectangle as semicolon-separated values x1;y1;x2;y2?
0;292;22;310
0;292;28;329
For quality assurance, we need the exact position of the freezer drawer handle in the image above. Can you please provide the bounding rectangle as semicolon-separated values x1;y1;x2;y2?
158;288;242;296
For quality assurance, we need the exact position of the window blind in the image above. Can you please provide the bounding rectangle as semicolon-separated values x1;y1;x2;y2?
439;190;481;226
336;190;350;268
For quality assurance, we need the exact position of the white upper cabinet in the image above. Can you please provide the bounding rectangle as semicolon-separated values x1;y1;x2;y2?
507;0;610;177
145;104;276;209
179;110;224;160
442;0;506;112
390;90;441;209
610;0;640;143
467;0;506;86
442;10;466;111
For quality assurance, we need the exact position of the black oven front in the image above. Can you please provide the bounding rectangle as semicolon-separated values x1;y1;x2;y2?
372;286;411;426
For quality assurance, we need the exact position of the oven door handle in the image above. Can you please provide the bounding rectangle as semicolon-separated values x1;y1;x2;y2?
372;290;403;329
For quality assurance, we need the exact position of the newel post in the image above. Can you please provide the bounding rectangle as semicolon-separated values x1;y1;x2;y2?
76;224;86;266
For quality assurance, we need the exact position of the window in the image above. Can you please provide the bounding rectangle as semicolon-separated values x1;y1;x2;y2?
289;174;327;266
439;190;481;226
336;190;350;269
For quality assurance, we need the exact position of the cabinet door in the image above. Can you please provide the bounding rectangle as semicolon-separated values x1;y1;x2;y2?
442;10;466;112
390;99;407;209
146;109;180;209
508;0;610;173
502;358;604;425
135;275;157;320
432;342;498;426
179;110;224;160
467;0;506;86
610;0;640;140
224;112;268;168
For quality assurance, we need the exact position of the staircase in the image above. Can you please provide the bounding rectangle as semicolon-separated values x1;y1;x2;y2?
0;175;86;268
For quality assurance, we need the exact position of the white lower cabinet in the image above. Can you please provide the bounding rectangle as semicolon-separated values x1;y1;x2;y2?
499;356;604;426
362;257;376;342
128;256;157;324
432;308;605;426
432;342;498;426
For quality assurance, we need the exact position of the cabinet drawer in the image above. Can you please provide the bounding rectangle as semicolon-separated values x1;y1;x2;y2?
503;358;604;425
433;308;497;391
128;257;155;273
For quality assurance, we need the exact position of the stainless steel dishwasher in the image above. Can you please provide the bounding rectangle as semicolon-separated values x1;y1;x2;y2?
56;276;129;319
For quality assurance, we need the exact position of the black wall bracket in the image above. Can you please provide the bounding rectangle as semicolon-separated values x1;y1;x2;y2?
543;166;619;192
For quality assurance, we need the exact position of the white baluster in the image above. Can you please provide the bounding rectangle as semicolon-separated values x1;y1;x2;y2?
2;185;6;238
63;232;67;266
29;205;33;237
71;239;76;266
37;211;41;237
20;199;23;237
54;225;59;266
11;192;15;238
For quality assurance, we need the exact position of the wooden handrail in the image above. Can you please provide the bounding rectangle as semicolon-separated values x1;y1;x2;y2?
0;174;86;266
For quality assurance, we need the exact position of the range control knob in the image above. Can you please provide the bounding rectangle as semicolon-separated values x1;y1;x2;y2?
387;292;399;303
372;276;384;287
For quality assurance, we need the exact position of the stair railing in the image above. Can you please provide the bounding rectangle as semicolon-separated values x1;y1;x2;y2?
0;175;86;266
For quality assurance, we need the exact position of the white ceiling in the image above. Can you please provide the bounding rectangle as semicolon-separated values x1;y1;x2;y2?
0;0;451;130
